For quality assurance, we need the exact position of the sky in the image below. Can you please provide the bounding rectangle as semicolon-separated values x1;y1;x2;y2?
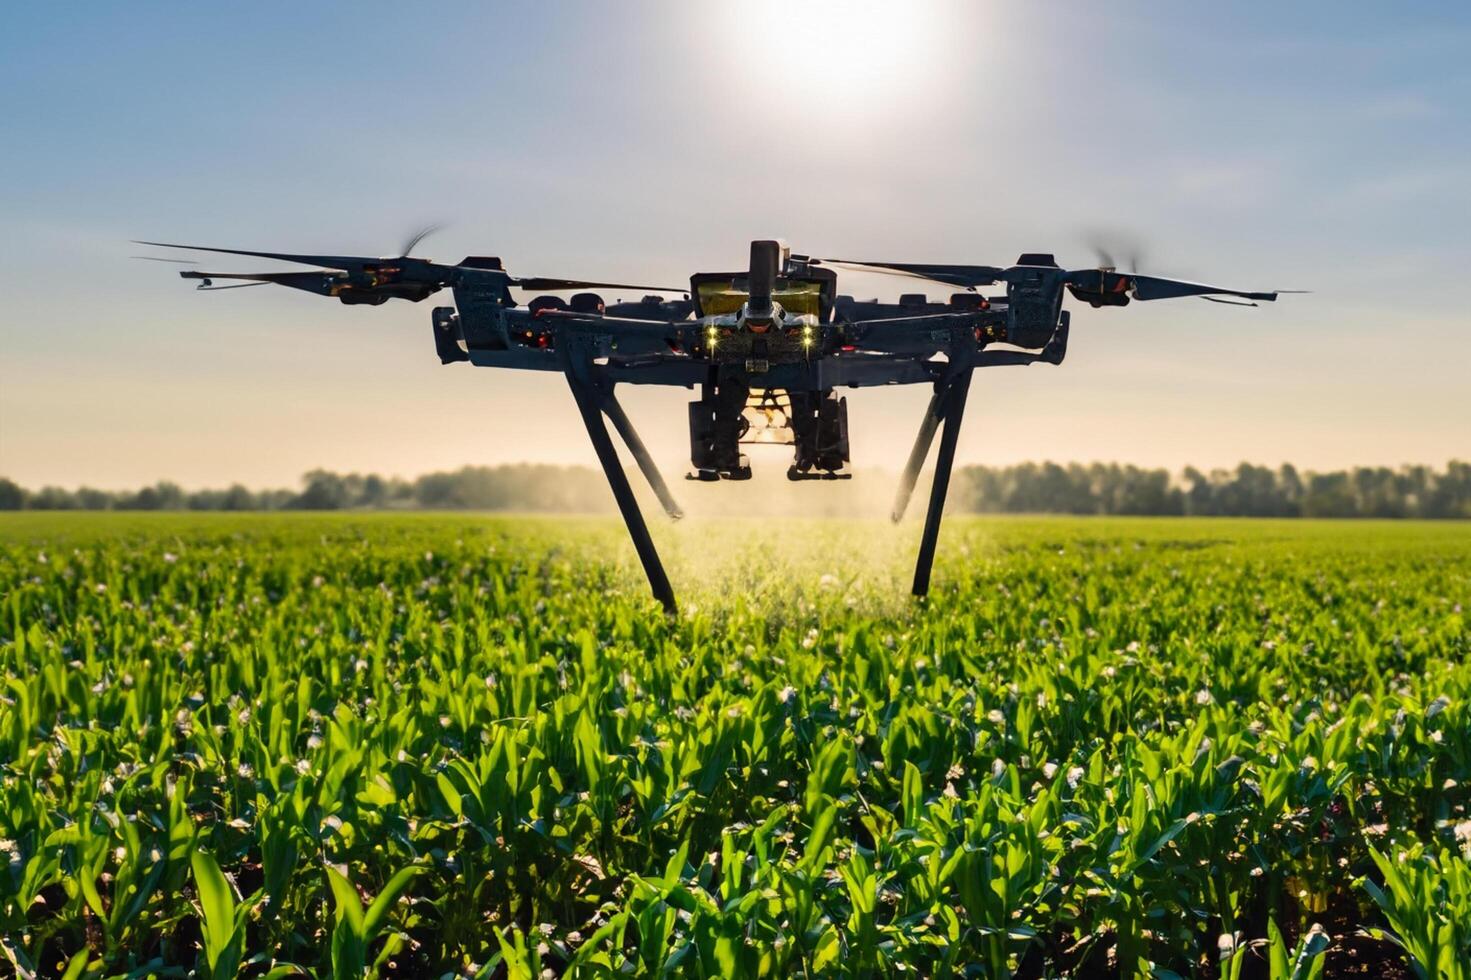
1;2;1467;491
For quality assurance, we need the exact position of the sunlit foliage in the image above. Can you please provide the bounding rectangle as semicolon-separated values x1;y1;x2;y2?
0;515;1467;976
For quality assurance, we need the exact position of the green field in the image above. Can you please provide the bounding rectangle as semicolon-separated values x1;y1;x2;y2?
1;514;1468;978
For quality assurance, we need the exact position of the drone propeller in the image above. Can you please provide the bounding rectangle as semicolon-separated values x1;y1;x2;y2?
1085;230;1149;274
1065;268;1281;304
136;241;681;292
511;275;686;294
398;223;443;259
814;255;1283;306
133;240;413;273
809;258;1005;290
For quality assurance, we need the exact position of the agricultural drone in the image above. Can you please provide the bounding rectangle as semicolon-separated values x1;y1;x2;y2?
139;236;1287;613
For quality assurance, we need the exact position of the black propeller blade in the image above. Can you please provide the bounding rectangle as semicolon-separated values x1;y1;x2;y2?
179;269;344;284
1064;268;1281;305
511;276;686;294
1125;273;1278;303
812;258;1005;290
136;241;682;294
133;240;408;273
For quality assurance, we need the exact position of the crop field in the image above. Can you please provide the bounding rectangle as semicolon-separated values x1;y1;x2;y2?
0;513;1468;978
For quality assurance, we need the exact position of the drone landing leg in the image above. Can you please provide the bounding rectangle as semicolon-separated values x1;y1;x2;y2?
911;369;973;598
565;372;678;615
891;388;946;523
600;393;684;520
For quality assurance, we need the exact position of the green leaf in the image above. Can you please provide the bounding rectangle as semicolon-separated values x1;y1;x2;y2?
1268;917;1290;979
326;866;365;938
362;865;422;941
59;950;90;980
327;865;367;977
811;926;840;972
191;849;243;978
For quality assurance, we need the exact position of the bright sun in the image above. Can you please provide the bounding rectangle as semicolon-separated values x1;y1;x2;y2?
709;0;957;119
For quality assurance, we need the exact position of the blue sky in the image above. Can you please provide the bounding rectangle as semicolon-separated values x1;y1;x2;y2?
2;2;1467;489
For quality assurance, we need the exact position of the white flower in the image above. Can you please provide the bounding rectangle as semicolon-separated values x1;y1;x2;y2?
779;686;797;704
1067;766;1086;789
818;574;839;589
163;552;178;563
1454;820;1471;858
1195;689;1214;706
1042;762;1059;780
295;759;311;776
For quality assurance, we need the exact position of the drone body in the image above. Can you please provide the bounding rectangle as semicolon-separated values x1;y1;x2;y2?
140;236;1286;612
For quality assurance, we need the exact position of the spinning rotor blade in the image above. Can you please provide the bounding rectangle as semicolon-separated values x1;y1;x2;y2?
399;223;443;258
1085;231;1149;274
512;276;685;293
812;258;1006;290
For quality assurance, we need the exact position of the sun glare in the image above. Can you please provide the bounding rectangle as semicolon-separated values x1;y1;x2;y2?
710;0;957;120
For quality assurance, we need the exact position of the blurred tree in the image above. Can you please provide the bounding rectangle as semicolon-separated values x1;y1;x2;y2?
0;478;28;510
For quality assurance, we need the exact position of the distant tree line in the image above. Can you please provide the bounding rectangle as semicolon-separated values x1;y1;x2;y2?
952;461;1471;519
0;461;1467;518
